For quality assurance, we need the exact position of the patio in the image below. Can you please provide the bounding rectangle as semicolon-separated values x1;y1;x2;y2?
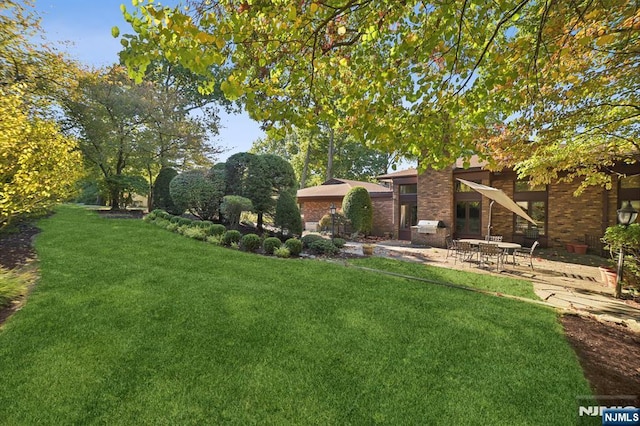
343;240;640;332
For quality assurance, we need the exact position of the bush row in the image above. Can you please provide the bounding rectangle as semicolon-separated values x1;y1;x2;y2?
144;210;313;258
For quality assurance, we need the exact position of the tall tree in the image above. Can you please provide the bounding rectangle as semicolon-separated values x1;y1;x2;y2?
120;1;638;190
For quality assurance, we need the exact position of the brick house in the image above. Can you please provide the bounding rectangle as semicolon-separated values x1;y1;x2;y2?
414;158;640;249
296;178;394;236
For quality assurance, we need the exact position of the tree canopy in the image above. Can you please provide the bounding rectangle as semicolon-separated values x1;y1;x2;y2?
119;1;638;191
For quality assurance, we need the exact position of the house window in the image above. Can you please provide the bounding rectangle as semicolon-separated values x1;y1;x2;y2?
514;181;547;236
515;201;547;236
456;201;481;234
456;180;480;192
400;204;418;229
399;183;417;194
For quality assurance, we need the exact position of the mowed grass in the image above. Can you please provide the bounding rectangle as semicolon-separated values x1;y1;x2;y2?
0;206;592;425
348;257;538;299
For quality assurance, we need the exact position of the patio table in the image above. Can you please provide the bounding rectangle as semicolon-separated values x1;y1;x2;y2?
458;239;521;265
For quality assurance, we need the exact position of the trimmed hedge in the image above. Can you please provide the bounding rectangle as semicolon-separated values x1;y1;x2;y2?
284;238;303;256
301;234;324;249
221;230;242;246
263;237;282;255
309;239;339;255
241;234;262;252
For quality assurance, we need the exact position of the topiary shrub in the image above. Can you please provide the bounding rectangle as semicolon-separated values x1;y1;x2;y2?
220;195;253;229
274;247;290;258
195;220;213;229
285;238;303;256
342;186;373;235
183;226;208;241
309;239;339;255
221;230;242;246
263;237;282;255
333;237;346;248
152;167;181;214
208;224;226;236
169;169;224;220
301;234;324;249
274;191;302;236
241;233;262;252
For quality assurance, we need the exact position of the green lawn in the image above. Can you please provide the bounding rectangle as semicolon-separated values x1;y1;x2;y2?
0;206;593;424
347;257;538;299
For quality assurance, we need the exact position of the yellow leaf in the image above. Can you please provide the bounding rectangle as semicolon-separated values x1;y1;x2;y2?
338;26;346;35
310;3;319;13
596;34;615;47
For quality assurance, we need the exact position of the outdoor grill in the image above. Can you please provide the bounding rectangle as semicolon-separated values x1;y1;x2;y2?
414;220;445;234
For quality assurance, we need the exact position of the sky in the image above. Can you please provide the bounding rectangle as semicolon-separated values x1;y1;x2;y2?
31;0;265;161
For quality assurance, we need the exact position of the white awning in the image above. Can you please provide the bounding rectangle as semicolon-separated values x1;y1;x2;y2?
456;178;538;225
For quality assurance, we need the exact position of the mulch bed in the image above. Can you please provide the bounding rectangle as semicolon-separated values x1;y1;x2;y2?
1;219;638;404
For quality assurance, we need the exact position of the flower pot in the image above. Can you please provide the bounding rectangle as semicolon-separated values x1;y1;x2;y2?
573;244;588;254
603;270;618;288
566;243;575;253
362;244;375;256
599;266;615;287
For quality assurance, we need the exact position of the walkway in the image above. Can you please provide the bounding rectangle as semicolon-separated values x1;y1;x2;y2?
343;240;640;333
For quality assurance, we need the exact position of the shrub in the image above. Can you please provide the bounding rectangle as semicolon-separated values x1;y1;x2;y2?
309;239;339;255
333;237;346;248
274;191;302;236
169;169;224;220
166;222;179;232
178;218;192;226
208;224;226;236
195;220;213;229
182;226;208;241
241;234;262;252
143;212;157;222
602;223;640;290
263;237;282;255
342;186;373;235
152;167;181;214
284;238;303;256
176;225;190;235
0;268;28;308
170;216;181;224
220;195;253;229
221;230;242;246
274;247;290;258
318;212;350;235
206;235;221;245
301;234;324;248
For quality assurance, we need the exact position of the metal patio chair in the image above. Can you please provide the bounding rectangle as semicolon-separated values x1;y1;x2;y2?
513;241;539;270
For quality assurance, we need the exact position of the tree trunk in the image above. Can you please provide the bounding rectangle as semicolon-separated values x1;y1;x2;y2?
110;187;121;210
300;136;312;188
257;212;264;231
326;127;334;181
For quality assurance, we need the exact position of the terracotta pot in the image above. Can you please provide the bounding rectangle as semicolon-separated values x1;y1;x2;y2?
604;270;618;288
599;266;615;286
573;244;588;254
362;244;375;256
566;243;575;253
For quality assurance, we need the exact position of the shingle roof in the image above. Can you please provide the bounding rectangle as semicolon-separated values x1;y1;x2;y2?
296;178;392;198
376;168;418;179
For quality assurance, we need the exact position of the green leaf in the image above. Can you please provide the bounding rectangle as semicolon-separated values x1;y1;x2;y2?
111;26;120;38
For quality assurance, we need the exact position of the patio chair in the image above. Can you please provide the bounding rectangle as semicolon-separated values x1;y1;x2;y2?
485;235;503;242
445;235;458;258
478;242;504;272
454;241;475;265
513;241;539;270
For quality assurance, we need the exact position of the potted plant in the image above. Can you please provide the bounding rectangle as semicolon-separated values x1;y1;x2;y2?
566;243;575;253
362;243;376;256
601;223;640;293
573;243;588;254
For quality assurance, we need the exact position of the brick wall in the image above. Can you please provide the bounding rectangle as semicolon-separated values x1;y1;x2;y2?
417;166;455;228
490;175;516;239
299;196;393;236
547;180;604;248
371;197;394;236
